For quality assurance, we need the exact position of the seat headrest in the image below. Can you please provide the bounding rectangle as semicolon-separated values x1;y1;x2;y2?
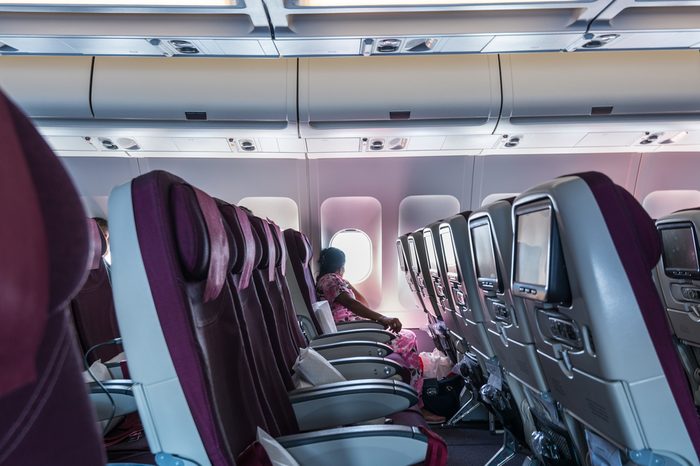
573;172;661;270
217;201;256;289
170;183;232;302
87;218;106;270
268;220;287;276
0;92;92;398
285;229;313;268
249;215;275;281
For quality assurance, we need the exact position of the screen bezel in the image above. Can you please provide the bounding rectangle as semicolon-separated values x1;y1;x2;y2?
658;222;700;279
469;217;500;292
512;199;570;304
439;226;459;281
396;240;408;272
408;237;421;274
423;229;440;275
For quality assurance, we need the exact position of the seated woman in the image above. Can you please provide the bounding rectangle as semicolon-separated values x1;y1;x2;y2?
316;247;446;424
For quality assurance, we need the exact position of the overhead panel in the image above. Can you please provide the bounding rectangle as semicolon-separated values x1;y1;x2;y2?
0;1;275;57
496;50;700;150
265;0;612;56
581;0;700;50
91;56;296;133
0;56;93;118
299;54;501;138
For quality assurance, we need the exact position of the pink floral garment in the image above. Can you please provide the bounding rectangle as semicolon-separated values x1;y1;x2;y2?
316;273;424;400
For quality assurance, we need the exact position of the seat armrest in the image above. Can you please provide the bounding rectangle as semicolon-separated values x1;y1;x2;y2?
312;341;393;359
336;320;386;331
277;425;428;466
327;356;403;381
310;329;395;345
289;380;418;431
88;379;138;421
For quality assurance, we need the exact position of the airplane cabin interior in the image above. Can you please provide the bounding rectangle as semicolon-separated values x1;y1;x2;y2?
5;1;700;465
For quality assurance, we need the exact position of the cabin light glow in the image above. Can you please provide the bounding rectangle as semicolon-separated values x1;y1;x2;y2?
0;0;235;6
330;229;373;284
293;0;568;6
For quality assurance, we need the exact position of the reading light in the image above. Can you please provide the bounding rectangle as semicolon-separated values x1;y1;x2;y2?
295;0;567;6
0;0;235;6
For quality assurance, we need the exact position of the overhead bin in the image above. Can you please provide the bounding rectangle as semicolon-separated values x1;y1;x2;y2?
265;0;612;56
0;1;276;57
299;54;501;138
91;57;296;134
497;50;700;142
580;0;700;50
0;56;93;118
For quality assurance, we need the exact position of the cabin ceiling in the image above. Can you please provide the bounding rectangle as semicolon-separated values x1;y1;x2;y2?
3;0;700;56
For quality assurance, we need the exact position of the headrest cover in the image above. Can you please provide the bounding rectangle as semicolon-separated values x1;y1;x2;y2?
194;188;230;303
263;220;276;282
233;205;255;289
87;219;103;271
268;220;287;277
0;92;49;397
170;183;230;303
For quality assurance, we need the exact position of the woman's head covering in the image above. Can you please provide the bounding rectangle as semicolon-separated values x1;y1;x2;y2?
318;247;345;278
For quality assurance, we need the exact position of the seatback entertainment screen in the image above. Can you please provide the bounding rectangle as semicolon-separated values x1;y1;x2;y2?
515;208;551;287
440;229;458;276
472;223;497;282
660;225;700;277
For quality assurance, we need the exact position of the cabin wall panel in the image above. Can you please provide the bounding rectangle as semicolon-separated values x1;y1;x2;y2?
60;156;140;218
471;153;642;209
308;155;474;325
137;157;311;233
635;152;700;217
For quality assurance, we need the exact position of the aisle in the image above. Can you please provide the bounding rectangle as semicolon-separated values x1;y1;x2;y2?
435;424;528;466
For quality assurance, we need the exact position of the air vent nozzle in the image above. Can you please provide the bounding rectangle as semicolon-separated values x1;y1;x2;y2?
369;138;385;151
376;39;401;53
237;139;257;152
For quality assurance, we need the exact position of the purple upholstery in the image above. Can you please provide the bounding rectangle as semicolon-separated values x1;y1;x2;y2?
88;218;104;271
70;218;121;363
133;171;276;463
0;91;105;465
218;202;299;435
575;171;700;459
247;216;301;388
284;229;322;334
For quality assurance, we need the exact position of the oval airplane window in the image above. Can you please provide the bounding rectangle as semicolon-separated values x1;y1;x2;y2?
329;228;373;284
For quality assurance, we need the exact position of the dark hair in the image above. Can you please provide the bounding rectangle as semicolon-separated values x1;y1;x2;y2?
318;247;345;279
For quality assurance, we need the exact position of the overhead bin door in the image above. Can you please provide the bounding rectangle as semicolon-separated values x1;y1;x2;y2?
502;50;700;119
0;56;93;118
299;54;500;137
92;57;296;125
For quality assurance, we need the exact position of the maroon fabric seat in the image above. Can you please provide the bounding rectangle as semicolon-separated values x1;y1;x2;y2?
0;91;106;465
70;218;122;363
132;171;279;462
284;229;323;332
574;171;700;459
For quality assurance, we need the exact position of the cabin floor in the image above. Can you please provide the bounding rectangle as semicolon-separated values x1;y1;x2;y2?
435;423;528;466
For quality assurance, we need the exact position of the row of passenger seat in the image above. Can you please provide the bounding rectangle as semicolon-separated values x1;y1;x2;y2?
0;88;447;465
398;173;700;465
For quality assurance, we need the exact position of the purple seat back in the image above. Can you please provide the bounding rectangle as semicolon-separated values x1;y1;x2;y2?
248;216;302;381
0;91;105;465
575;171;700;459
283;229;321;331
269;223;308;350
131;170;276;463
70;218;121;363
218;202;299;434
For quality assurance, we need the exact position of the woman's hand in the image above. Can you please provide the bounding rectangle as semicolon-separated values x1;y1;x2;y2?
380;316;403;333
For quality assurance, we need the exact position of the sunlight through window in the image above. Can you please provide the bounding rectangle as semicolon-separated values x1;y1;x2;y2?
330;228;372;284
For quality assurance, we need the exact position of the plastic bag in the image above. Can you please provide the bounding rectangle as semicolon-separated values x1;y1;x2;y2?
420;348;452;379
292;347;346;387
312;300;337;334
